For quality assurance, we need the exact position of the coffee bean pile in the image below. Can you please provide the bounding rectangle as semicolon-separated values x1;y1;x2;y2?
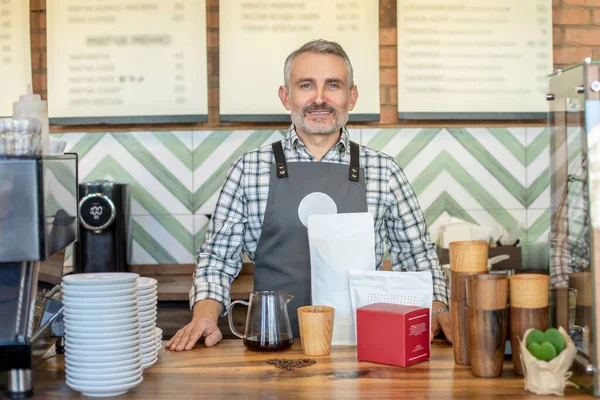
266;358;316;371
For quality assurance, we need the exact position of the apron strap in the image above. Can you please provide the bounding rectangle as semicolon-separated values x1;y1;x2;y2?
349;141;360;182
272;141;288;179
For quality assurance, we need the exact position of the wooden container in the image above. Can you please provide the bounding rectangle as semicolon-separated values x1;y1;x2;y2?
509;274;550;308
451;298;470;365
449;241;489;272
509;306;550;376
450;270;487;301
297;306;335;356
467;306;509;377
466;275;509;310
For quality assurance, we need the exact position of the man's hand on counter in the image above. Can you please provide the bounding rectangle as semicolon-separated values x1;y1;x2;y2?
431;301;452;344
165;299;224;351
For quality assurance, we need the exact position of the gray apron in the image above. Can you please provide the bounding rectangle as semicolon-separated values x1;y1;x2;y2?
253;140;368;338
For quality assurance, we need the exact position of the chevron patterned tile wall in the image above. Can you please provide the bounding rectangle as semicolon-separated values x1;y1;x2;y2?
55;126;553;269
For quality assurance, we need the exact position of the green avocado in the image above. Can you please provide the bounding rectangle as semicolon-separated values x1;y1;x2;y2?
544;328;566;354
526;329;545;347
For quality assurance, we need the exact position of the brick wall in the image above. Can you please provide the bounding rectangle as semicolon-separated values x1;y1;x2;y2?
27;0;600;131
553;0;600;68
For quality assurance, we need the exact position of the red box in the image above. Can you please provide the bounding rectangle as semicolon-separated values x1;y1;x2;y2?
357;303;430;367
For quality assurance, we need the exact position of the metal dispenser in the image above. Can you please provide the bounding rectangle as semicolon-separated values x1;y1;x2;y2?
547;60;600;395
0;154;78;398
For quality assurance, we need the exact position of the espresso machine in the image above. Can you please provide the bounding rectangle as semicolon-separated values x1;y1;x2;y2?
0;153;78;398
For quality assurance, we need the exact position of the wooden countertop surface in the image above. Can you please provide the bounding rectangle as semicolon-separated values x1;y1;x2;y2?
29;340;592;399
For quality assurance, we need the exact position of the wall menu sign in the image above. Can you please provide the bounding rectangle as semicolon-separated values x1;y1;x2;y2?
47;0;208;125
219;0;380;122
0;0;32;117
397;0;553;120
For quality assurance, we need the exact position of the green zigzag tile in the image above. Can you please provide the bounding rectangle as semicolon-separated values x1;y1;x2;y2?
395;128;442;167
365;128;401;151
411;150;518;231
153;131;192;171
132;219;177;264
487;128;526;165
193;131;234;171
424;192;478;226
84;154;193;253
46;162;77;196
69;133;106;160
193;130;277;212
112;133;193;212
527;128;549;167
194;223;209;254
524;209;550;244
448;128;527;206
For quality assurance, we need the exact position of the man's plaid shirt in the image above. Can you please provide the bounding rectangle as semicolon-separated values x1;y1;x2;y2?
190;126;449;312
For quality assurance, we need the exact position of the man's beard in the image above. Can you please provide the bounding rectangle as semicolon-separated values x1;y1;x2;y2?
291;103;349;135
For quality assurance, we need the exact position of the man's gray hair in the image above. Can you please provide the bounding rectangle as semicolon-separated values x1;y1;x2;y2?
284;39;354;89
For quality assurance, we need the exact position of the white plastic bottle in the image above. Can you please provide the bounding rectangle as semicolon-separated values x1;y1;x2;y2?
13;85;50;155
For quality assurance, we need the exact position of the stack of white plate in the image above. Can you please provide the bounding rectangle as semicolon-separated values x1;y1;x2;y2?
62;272;143;397
137;277;159;368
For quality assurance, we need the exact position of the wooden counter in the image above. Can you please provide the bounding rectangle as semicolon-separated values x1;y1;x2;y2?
30;340;592;399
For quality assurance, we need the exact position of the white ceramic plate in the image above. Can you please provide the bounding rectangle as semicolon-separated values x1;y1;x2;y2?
64;350;139;364
137;292;157;301
138;309;157;318
65;321;139;334
62;287;137;298
63;273;139;286
65;339;140;352
62;282;136;293
65;346;140;359
66;330;140;344
65;354;141;370
155;327;163;336
63;311;138;323
67;366;142;381
136;277;157;289
67;373;141;387
142;356;158;369
139;314;157;323
137;304;156;313
63;293;137;304
63;299;137;311
137;287;157;296
66;376;143;398
137;298;156;308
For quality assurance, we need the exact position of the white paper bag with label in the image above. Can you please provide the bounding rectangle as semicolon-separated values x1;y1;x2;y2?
349;270;433;326
308;212;375;345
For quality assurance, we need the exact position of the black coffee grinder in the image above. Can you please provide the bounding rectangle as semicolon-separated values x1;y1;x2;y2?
74;180;131;273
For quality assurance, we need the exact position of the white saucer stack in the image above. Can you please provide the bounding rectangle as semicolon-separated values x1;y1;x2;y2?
137;277;159;368
62;272;143;398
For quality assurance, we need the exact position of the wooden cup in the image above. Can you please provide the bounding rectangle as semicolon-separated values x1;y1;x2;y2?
297;306;335;356
450;270;488;302
449;241;489;272
509;306;549;376
451;298;470;365
467;306;509;378
509;274;550;308
466;275;509;310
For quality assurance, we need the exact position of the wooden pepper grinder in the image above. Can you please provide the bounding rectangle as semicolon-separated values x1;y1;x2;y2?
449;241;489;366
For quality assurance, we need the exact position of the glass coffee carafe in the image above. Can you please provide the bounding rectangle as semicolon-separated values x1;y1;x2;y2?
227;291;294;351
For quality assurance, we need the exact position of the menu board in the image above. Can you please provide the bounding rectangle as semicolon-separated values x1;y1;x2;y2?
0;0;32;117
220;0;380;122
397;0;553;119
47;0;208;124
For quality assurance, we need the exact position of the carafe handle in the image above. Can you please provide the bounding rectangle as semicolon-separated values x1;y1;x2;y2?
227;300;249;339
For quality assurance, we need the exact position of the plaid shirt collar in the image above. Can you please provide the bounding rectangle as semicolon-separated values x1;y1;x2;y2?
283;125;350;155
